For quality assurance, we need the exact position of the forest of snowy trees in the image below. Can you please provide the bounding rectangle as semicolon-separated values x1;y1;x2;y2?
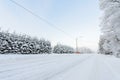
0;30;75;54
99;0;120;57
0;30;52;54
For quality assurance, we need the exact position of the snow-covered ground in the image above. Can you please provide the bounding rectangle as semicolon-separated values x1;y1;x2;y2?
0;54;120;80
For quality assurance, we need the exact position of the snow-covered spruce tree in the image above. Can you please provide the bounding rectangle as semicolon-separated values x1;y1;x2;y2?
53;44;74;54
99;0;120;56
0;31;12;54
35;39;52;54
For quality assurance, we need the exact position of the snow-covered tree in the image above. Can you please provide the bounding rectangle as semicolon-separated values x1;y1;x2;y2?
53;44;74;54
99;34;113;55
99;0;120;57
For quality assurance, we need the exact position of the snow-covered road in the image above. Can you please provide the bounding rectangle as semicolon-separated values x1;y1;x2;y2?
0;54;120;80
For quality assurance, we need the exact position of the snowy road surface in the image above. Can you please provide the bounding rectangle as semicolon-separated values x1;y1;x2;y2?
0;54;120;80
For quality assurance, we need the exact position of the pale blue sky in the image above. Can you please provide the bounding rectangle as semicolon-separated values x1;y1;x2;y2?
0;0;101;51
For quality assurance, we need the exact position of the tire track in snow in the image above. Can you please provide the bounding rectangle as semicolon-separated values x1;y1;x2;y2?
0;55;63;73
0;57;66;79
103;58;120;80
41;55;93;80
89;55;120;80
0;55;81;80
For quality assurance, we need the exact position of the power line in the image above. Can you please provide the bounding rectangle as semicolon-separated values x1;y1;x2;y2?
9;0;73;38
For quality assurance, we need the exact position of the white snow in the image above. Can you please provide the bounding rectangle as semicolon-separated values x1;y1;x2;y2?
0;54;120;80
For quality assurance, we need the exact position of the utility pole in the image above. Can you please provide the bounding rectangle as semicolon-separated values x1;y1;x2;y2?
76;38;80;54
76;38;78;53
76;36;83;54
